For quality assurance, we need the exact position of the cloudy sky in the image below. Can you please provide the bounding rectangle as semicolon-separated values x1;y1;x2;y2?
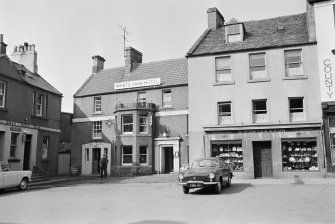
0;0;307;113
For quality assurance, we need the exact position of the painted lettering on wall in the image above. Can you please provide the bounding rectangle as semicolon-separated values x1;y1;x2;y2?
324;59;333;99
114;78;161;90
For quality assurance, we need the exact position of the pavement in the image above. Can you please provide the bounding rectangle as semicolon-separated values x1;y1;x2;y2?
29;173;335;188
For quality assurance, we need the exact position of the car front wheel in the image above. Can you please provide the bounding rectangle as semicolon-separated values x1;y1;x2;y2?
183;186;189;194
18;178;28;191
213;179;222;194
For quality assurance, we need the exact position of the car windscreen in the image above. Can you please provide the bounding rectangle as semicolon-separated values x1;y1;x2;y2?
191;159;218;168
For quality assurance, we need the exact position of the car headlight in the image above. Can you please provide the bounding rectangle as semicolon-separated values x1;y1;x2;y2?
209;172;215;179
178;173;184;180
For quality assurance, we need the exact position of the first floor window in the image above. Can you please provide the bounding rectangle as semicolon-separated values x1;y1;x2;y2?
137;92;146;103
162;90;172;107
10;133;19;157
122;146;133;165
139;115;148;133
218;102;232;124
93;121;102;138
253;99;268;123
211;140;243;171
94;96;102;113
285;49;303;77
249;53;267;80
0;81;6;108
36;93;44;116
282;139;318;171
289;98;304;121
139;146;148;164
122;115;133;134
42;137;49;159
215;56;232;82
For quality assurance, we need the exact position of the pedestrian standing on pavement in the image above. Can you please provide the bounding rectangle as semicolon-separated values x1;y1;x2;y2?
99;154;108;181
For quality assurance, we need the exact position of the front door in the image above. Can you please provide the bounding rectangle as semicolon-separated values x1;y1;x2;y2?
23;135;32;170
92;148;101;174
253;141;273;178
164;147;174;173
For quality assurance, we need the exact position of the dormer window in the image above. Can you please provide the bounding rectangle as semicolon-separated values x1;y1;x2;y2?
225;22;243;43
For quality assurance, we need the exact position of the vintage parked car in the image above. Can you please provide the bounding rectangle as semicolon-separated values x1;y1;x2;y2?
0;162;32;191
178;157;233;194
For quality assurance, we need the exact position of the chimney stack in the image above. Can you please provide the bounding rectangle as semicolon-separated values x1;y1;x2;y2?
10;42;38;73
0;34;7;55
207;7;225;30
306;0;316;42
125;47;142;74
92;55;105;74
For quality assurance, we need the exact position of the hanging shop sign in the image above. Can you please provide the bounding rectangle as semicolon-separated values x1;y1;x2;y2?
114;78;161;90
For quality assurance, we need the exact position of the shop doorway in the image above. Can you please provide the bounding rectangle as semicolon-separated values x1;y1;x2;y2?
23;135;32;170
253;141;273;178
92;148;101;174
162;146;174;173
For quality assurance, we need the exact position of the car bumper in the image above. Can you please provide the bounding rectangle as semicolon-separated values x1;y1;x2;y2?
178;180;218;188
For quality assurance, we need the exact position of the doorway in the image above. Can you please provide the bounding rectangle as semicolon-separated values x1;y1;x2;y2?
162;146;174;173
92;148;101;174
253;141;273;178
23;135;32;170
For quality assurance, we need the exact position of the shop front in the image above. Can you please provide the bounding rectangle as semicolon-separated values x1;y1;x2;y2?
204;123;326;179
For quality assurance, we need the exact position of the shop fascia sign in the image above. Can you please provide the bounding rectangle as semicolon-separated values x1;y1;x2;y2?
0;120;40;130
114;78;161;90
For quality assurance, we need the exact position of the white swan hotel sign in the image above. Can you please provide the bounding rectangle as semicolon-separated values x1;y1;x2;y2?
114;78;161;90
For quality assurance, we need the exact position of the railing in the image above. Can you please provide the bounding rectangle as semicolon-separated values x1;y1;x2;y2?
115;102;156;111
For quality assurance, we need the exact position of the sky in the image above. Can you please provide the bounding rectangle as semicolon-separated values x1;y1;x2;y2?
0;0;307;113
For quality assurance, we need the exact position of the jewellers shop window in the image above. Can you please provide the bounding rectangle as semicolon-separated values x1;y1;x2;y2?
122;115;133;134
211;140;243;171
42;137;49;160
139;146;148;164
0;81;6;108
122;145;133;165
10;132;19;158
282;139;318;171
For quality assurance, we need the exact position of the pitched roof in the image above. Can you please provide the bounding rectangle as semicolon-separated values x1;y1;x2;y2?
74;58;188;97
187;13;311;57
13;62;62;95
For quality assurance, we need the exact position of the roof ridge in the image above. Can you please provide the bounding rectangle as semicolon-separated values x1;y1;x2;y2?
242;12;306;24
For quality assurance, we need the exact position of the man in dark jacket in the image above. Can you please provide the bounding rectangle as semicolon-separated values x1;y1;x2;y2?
99;154;108;181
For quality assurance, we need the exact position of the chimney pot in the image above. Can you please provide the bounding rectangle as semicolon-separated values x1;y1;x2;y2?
92;55;105;74
207;7;225;30
0;34;7;55
125;47;142;74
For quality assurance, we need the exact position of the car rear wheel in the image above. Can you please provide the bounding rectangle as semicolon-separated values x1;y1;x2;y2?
226;175;231;187
18;178;28;191
183;186;189;194
213;179;222;194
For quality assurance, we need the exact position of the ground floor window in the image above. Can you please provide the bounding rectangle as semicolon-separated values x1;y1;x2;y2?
122;146;133;165
282;139;318;171
139;146;148;164
10;132;19;157
211;140;243;171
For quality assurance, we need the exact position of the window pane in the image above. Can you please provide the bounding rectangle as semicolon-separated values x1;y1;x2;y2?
285;50;301;63
94;97;101;112
216;57;230;70
163;90;172;107
123;115;133;124
253;100;267;111
123;146;132;154
0;82;5;94
250;53;265;66
219;103;231;113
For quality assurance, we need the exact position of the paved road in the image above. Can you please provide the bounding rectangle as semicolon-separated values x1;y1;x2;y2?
1;178;335;224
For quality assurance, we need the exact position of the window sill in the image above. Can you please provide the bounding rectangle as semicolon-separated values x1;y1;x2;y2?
213;81;235;86
247;78;271;83
160;106;174;110
283;75;308;80
0;107;8;112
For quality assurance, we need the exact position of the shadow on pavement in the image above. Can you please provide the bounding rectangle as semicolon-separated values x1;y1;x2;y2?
190;183;253;195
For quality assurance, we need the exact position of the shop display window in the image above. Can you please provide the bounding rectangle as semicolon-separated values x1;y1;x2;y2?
211;140;243;171
282;139;318;171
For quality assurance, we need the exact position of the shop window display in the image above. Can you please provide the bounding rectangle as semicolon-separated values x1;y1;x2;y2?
282;140;318;171
211;141;243;171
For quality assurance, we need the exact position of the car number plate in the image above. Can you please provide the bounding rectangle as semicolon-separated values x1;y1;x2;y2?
190;183;202;187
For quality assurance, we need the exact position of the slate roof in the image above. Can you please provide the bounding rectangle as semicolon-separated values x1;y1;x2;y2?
74;58;188;97
13;62;62;95
187;13;311;57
